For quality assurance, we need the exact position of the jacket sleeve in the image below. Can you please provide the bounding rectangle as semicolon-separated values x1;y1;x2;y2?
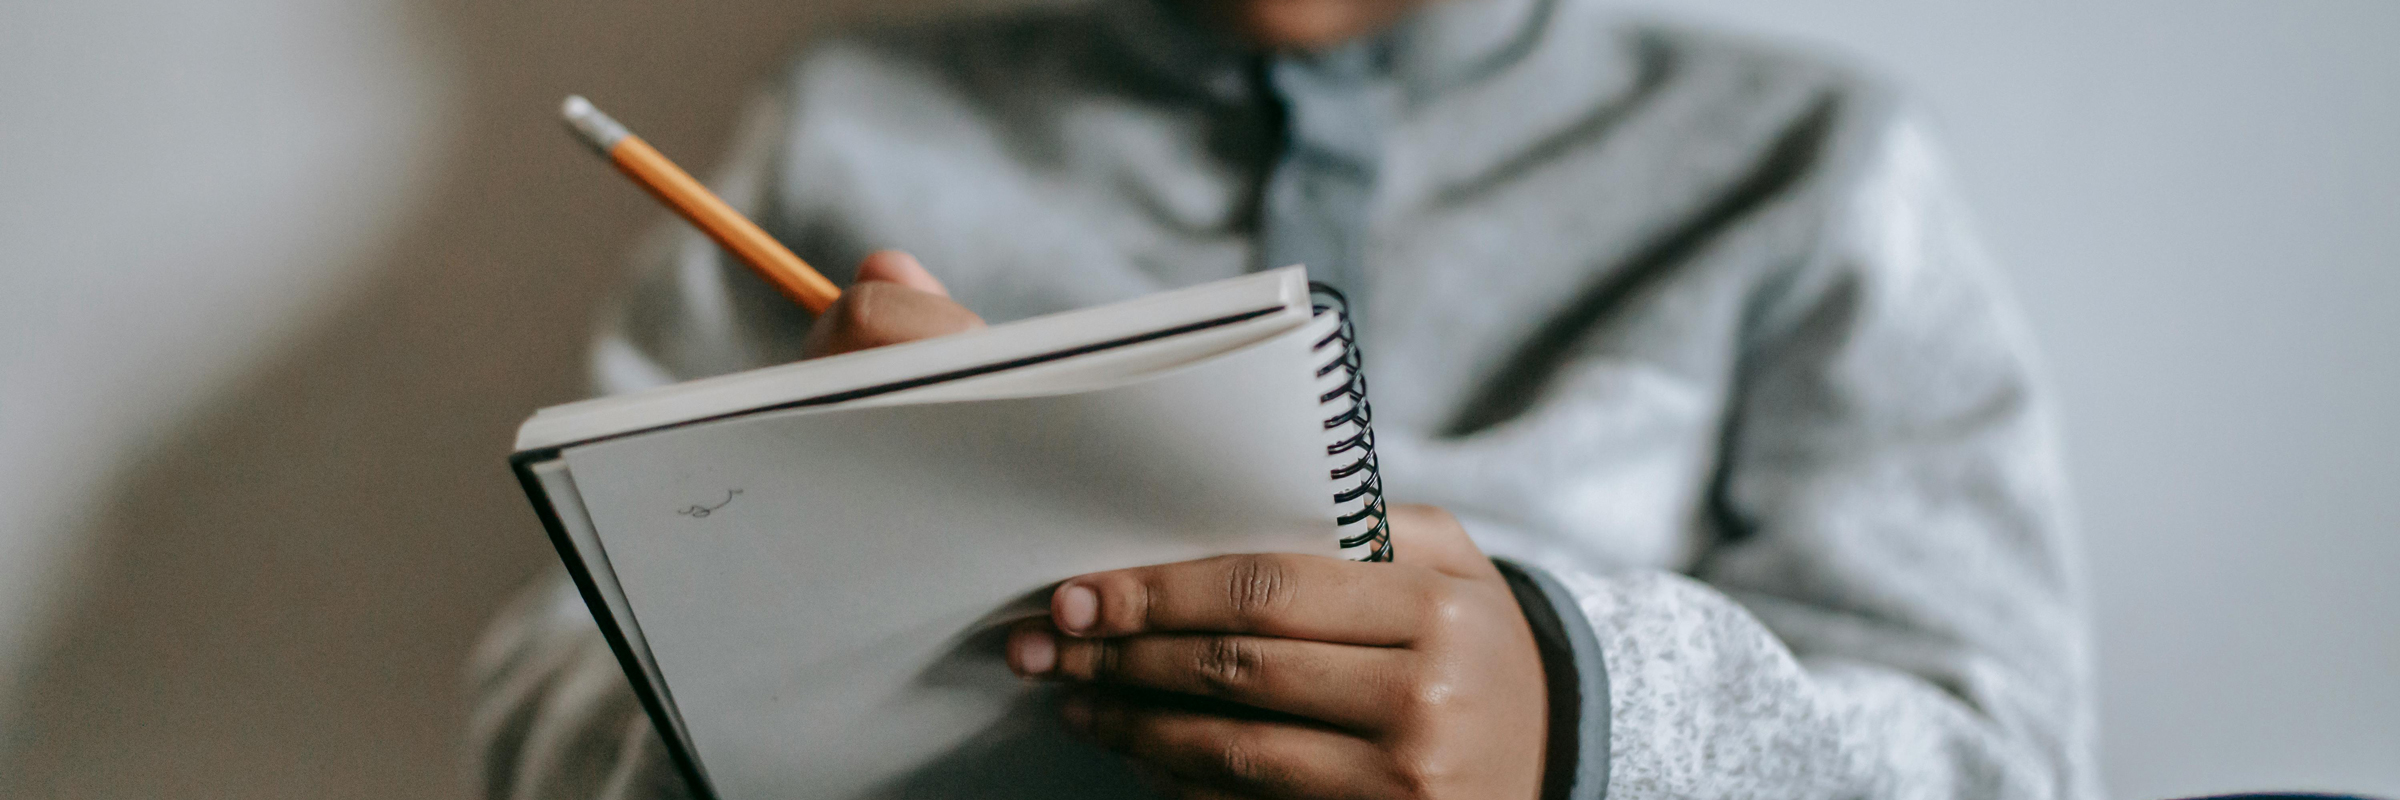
1519;117;2098;800
467;89;800;800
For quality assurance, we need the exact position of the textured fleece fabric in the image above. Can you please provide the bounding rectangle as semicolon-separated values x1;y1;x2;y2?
467;0;2097;797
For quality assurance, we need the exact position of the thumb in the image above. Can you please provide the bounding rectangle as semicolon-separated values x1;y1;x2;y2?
853;249;950;297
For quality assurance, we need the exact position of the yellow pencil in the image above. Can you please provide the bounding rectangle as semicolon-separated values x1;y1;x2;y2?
561;95;841;314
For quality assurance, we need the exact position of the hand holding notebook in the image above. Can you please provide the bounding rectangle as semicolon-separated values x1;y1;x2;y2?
998;503;1553;800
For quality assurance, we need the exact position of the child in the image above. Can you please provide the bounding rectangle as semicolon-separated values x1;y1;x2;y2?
472;0;2095;797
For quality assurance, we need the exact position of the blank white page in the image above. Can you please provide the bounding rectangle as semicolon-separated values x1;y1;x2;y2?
560;319;1339;800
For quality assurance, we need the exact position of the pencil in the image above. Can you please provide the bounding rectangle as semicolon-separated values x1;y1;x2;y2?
561;95;841;314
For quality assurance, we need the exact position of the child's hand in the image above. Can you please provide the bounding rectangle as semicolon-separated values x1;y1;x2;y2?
800;250;985;358
1007;505;1551;800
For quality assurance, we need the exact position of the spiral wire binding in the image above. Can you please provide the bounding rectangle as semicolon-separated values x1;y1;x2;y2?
1309;283;1392;562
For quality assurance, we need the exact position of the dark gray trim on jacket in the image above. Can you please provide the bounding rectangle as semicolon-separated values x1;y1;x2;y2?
1497;559;1611;800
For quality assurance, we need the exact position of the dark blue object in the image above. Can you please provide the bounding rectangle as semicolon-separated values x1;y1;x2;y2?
2179;787;2380;792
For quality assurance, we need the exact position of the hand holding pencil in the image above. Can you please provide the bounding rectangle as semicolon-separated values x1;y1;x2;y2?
563;95;984;354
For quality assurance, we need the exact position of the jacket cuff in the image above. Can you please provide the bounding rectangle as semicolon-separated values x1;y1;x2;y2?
1495;559;1610;800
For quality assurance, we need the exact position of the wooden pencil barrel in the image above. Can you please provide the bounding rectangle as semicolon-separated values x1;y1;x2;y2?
609;135;841;313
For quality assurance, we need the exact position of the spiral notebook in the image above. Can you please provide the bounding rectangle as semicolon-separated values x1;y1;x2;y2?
510;267;1388;800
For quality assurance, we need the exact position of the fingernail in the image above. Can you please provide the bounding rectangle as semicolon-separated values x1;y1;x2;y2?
1010;628;1056;676
1055;584;1099;635
1058;692;1093;733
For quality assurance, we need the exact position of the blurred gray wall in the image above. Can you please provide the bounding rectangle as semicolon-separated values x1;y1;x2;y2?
0;0;929;795
0;0;2391;798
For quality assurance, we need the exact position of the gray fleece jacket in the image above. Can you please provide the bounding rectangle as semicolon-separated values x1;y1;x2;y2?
469;0;2098;797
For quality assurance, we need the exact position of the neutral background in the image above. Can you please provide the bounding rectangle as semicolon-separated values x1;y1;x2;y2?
0;0;2392;797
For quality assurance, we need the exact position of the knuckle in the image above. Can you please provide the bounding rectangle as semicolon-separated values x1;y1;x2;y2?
1114;573;1160;633
1096;638;1125;680
1388;745;1462;796
1382;657;1457;719
1221;556;1293;623
1416;581;1468;633
1396;672;1459;718
1064;639;1109;680
1212;735;1278;787
1192;637;1260;694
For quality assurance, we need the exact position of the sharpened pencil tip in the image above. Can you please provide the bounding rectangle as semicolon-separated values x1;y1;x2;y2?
560;94;631;155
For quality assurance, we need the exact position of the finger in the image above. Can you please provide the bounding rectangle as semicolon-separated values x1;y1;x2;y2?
1063;689;1394;799
800;279;985;358
1006;619;1059;677
1384;504;1499;580
1044;630;1408;732
852;249;950;296
1053;553;1443;645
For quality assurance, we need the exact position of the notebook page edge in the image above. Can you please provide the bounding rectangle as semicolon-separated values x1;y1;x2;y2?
840;306;1312;408
521;458;715;795
515;268;1307;452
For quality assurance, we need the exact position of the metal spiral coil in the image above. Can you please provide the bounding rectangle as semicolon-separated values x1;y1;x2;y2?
1309;282;1392;563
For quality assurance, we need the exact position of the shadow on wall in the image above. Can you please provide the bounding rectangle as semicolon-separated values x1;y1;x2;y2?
3;0;966;795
